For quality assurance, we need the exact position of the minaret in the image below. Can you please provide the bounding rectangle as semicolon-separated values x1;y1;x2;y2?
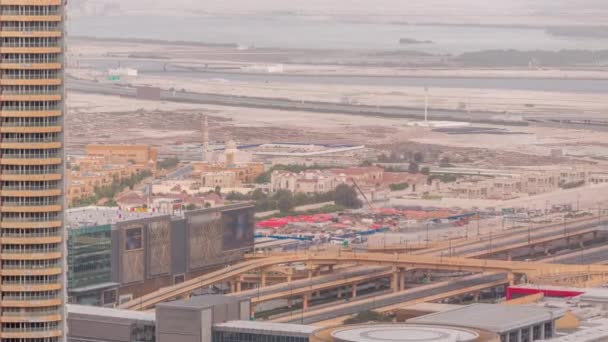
202;114;209;162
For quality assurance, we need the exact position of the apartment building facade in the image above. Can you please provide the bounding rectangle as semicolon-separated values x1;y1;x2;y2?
0;0;66;340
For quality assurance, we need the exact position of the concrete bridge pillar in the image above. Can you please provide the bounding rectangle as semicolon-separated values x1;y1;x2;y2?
352;284;358;298
507;272;515;286
400;269;407;291
287;269;294;283
303;293;310;310
391;266;399;292
261;270;268;288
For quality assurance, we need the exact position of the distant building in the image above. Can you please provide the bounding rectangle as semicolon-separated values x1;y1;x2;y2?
331;166;385;186
270;169;345;194
86;144;158;166
201;170;238;188
270;166;387;194
67;295;314;342
67;304;155;342
194;162;265;185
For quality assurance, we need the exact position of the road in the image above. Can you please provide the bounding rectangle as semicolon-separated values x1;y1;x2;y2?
165;164;193;180
538;245;608;265
67;78;527;126
416;216;608;258
228;266;390;301
120;249;608;310
68;77;608;130
271;273;507;324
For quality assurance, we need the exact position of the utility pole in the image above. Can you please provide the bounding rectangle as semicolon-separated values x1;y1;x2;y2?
426;222;430;248
528;217;532;244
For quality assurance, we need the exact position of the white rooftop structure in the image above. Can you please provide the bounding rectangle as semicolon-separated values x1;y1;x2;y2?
67;206;166;229
543;318;608;342
214;320;316;337
408;303;566;334
67;304;155;322
329;324;480;342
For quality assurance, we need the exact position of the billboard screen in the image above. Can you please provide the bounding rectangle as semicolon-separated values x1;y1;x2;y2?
222;207;254;251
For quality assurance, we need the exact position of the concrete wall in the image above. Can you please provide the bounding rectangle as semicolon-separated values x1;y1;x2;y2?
68;319;132;342
157;307;202;342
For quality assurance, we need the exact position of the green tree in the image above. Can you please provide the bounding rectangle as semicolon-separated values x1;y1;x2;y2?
420;166;430;175
158;157;179;170
413;152;425;163
389;182;409;191
408;162;419;174
439;157;451;167
334;184;363;209
251;188;267;201
293;192;310;207
277;191;295;213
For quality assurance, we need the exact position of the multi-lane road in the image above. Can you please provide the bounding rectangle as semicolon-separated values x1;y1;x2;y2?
68;78;525;125
272;273;508;324
68;77;608;130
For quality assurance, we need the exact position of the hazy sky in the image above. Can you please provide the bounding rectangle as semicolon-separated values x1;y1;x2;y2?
75;0;608;26
115;0;607;13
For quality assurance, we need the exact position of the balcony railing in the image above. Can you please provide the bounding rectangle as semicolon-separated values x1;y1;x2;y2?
1;201;60;207
1;309;60;317
2;248;60;255
1;122;59;128
2;185;58;191
1;138;58;144
2;294;60;301
1;168;59;175
0;153;60;159
2;279;58;285
1;264;60;270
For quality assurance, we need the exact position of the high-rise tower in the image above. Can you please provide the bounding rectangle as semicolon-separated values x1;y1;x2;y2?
0;0;66;341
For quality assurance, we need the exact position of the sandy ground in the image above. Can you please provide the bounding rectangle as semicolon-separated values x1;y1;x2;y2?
68;92;608;163
68;65;608;119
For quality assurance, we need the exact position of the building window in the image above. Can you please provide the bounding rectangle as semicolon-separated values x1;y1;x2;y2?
125;227;143;250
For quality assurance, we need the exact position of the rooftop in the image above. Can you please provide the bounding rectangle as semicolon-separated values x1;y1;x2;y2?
66;206;165;229
67;304;155;323
156;295;240;311
214;321;316;337
407;303;566;333
327;324;480;342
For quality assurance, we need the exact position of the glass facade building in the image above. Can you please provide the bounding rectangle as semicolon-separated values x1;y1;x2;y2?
67;224;113;306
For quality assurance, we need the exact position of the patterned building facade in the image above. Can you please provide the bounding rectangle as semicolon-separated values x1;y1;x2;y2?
0;0;66;341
